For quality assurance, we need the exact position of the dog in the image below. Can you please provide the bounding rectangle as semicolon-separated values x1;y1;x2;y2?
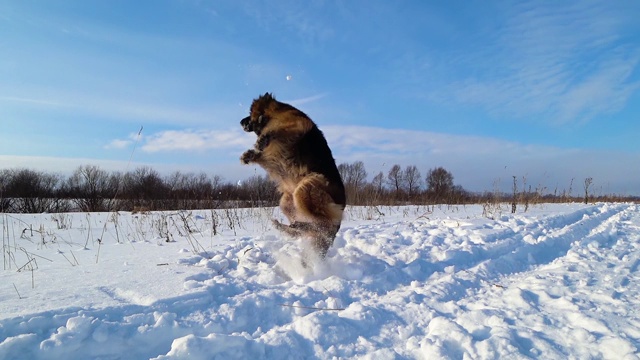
240;93;346;258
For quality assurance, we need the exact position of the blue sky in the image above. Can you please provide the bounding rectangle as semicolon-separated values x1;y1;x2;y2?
1;0;640;195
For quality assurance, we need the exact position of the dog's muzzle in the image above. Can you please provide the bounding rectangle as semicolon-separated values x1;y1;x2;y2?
240;116;253;132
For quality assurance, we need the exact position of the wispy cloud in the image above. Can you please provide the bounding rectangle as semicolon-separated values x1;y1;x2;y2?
324;125;515;157
429;2;640;125
104;131;145;150
240;1;336;50
0;90;239;126
557;55;639;123
104;139;132;150
0;95;69;108
287;93;328;106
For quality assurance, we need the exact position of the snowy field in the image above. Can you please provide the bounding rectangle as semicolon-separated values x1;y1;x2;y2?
1;203;639;359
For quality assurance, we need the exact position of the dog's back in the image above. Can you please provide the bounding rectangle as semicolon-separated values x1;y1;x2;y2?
294;126;346;208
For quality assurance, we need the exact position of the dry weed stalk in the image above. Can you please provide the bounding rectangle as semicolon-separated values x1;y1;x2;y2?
511;176;517;214
224;207;242;236
482;179;503;220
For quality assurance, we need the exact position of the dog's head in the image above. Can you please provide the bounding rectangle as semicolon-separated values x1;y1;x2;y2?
240;92;276;136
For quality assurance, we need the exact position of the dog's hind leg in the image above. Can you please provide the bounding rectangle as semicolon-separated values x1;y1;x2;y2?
291;175;344;257
279;192;297;223
292;175;344;229
273;192;306;237
272;219;334;259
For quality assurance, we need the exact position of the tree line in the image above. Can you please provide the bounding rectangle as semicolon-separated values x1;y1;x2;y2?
0;163;635;213
0;165;277;213
337;162;469;205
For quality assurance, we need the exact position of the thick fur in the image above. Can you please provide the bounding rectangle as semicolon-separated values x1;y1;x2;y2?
240;93;346;258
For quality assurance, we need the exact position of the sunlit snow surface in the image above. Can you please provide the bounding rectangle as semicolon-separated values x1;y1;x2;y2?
1;203;639;359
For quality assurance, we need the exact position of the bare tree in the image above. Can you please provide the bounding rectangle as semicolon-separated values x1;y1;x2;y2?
358;171;386;205
584;177;593;204
386;164;405;201
207;175;225;208
4;168;64;213
337;163;348;185
0;169;12;212
123;166;169;209
426;167;454;202
67;165;113;212
165;171;186;207
107;171;124;210
403;165;422;200
338;162;367;189
338;161;368;204
352;161;368;191
370;172;383;191
239;174;278;206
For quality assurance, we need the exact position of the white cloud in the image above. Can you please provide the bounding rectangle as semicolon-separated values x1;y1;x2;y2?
321;125;640;195
128;124;640;195
141;128;253;153
0;155;253;181
3;125;640;195
0;155;136;174
104;139;132;150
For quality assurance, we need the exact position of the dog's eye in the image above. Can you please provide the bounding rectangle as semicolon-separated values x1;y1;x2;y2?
257;115;269;125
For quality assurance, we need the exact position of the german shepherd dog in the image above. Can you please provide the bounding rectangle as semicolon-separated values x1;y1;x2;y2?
240;93;346;258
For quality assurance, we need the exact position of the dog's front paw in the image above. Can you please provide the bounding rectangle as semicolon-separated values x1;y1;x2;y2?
256;134;271;151
241;149;259;164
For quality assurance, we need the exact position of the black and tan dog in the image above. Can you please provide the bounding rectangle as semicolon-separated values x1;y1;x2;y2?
240;93;345;258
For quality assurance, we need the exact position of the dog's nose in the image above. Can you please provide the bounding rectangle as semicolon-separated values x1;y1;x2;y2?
240;116;252;131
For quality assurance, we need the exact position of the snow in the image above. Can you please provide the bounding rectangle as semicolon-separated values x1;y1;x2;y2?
1;203;639;359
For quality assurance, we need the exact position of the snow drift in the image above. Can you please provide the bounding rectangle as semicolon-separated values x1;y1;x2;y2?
1;203;639;359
